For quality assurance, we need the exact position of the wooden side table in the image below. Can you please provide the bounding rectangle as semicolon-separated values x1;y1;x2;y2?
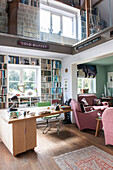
95;117;102;137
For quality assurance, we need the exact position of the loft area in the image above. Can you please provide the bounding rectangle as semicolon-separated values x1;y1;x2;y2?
0;0;112;46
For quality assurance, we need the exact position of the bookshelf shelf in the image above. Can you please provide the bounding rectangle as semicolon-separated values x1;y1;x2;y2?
41;59;62;103
0;55;7;109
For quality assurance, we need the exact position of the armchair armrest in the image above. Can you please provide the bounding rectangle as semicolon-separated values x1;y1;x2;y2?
102;101;109;106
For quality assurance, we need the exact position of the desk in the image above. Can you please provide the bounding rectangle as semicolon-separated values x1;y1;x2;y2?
0;107;73;156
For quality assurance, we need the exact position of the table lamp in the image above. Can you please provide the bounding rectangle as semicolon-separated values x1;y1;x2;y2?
8;95;18;112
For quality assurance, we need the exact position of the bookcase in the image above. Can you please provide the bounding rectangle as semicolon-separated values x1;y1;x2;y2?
41;59;52;102
8;96;40;108
52;60;61;103
8;56;40;66
41;59;62;103
0;55;7;109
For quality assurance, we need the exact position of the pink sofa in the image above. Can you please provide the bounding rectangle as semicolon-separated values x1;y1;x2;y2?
102;108;113;145
78;94;108;111
71;99;102;130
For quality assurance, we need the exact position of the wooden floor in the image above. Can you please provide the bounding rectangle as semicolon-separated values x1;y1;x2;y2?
0;123;113;170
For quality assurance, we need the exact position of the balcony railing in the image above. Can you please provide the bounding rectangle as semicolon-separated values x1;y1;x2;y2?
0;0;112;46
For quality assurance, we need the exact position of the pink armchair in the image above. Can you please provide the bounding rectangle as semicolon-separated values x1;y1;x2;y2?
78;94;108;112
102;108;113;145
71;99;102;130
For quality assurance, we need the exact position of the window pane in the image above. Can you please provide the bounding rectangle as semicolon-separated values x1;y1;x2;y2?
77;78;96;94
9;70;20;81
9;82;19;92
52;14;60;34
23;69;36;82
63;16;72;37
40;9;50;33
24;82;36;91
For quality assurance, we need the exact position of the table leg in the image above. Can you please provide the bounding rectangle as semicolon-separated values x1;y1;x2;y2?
95;120;100;137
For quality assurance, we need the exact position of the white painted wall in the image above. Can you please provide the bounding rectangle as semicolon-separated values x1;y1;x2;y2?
61;39;113;101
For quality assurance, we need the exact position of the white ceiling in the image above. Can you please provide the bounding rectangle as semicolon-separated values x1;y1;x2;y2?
0;46;72;59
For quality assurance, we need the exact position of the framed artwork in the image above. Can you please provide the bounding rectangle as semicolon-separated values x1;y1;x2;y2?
64;80;68;92
108;72;113;88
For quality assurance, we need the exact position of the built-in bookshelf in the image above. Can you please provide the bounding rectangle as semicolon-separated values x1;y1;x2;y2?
41;59;52;102
8;96;40;108
0;55;7;109
52;60;62;103
41;59;62;103
20;0;40;8
8;56;40;66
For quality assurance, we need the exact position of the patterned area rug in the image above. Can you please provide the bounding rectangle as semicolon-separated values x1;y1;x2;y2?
53;146;113;170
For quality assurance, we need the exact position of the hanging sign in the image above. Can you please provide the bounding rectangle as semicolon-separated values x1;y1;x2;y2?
17;40;49;49
76;36;101;50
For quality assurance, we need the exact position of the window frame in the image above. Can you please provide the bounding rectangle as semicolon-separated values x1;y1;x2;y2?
8;65;38;94
40;8;76;38
77;77;96;94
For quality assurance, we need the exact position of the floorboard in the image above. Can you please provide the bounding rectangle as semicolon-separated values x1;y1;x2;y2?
0;124;113;170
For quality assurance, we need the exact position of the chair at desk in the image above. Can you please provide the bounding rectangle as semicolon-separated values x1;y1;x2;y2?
37;101;61;135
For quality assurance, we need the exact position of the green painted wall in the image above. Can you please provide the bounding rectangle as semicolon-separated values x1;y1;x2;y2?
96;65;107;98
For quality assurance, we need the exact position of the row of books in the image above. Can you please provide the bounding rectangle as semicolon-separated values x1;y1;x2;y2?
41;94;51;101
52;82;61;88
41;88;51;94
8;56;19;64
41;82;51;88
31;97;40;102
41;76;51;82
41;64;51;70
0;55;7;63
0;63;7;70
52;60;61;69
0;78;7;86
52;94;61;100
0;70;6;78
52;69;61;76
41;70;51;76
0;87;7;95
52;88;61;94
0;95;7;102
21;0;39;7
0;103;6;109
41;59;51;65
52;76;61;82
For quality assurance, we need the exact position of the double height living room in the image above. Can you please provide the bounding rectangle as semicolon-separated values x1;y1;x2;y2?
1;0;113;170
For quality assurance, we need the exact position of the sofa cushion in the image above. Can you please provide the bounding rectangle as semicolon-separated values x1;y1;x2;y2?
81;98;89;106
94;99;102;106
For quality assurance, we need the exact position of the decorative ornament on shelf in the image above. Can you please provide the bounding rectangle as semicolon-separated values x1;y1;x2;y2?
17;84;26;93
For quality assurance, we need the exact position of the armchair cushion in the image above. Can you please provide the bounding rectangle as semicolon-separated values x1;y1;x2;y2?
93;99;102;106
81;98;89;106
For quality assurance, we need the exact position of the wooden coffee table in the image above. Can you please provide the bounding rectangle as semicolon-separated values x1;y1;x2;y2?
95;117;102;137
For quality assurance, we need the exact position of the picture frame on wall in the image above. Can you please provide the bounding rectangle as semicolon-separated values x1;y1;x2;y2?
108;72;113;88
64;79;68;92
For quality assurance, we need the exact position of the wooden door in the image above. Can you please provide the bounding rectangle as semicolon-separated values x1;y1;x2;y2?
13;120;26;156
25;118;37;151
